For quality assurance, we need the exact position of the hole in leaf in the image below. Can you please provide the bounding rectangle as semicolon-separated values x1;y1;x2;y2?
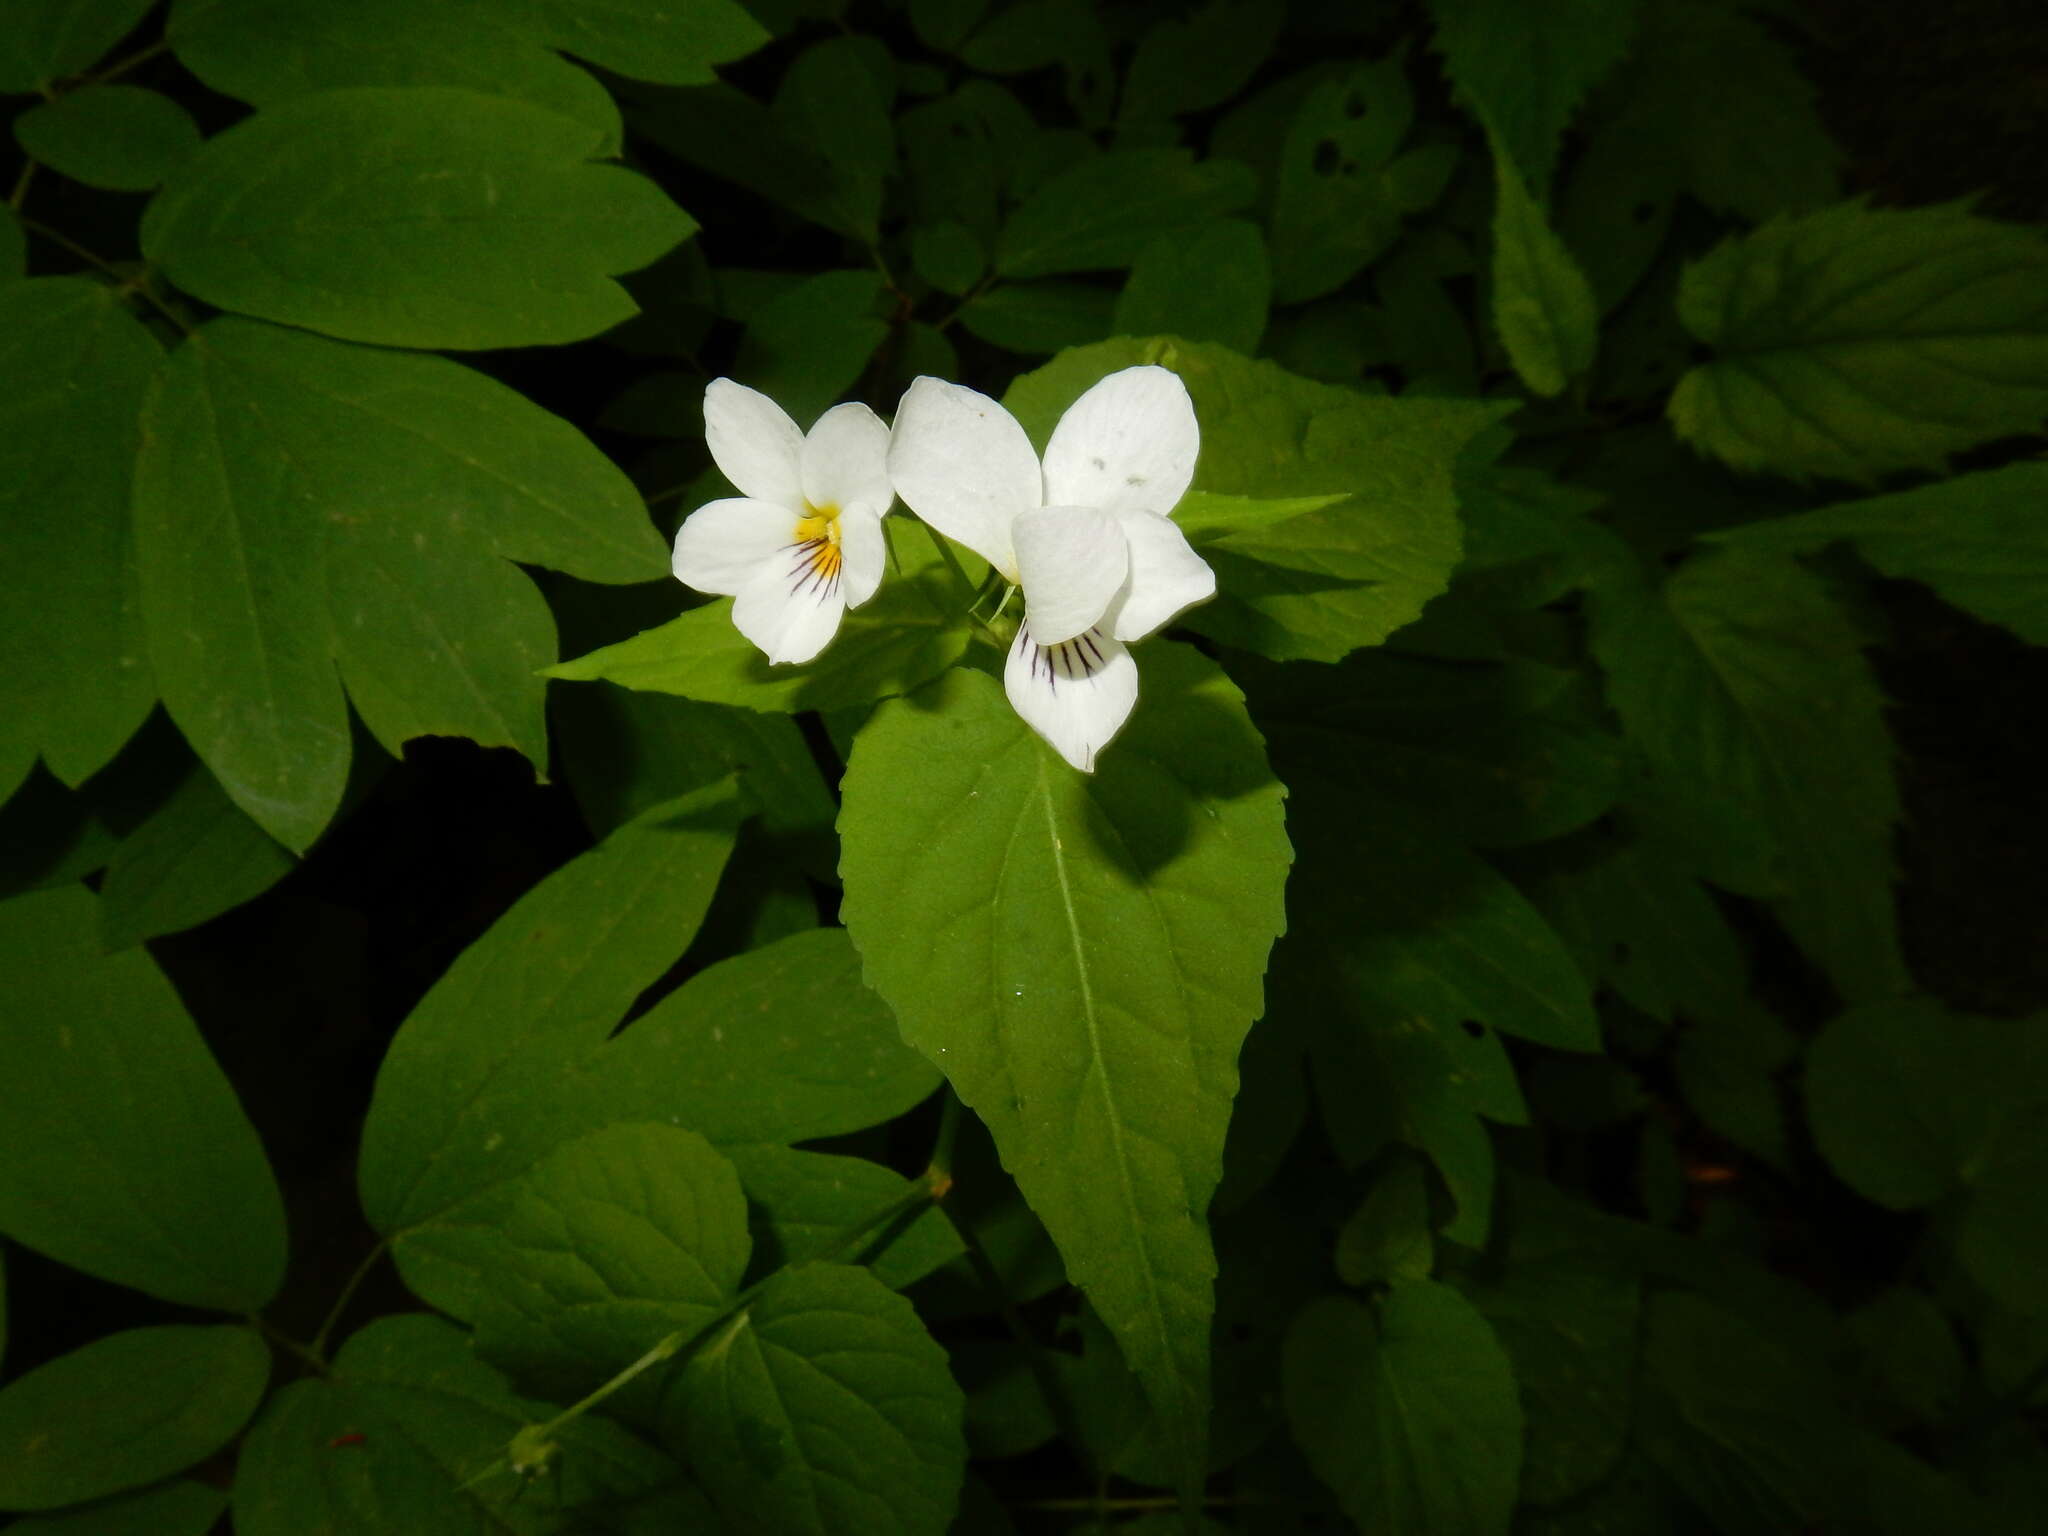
1343;93;1367;119
1461;1019;1485;1039
1312;138;1341;176
1230;1322;1254;1344
1613;940;1632;964
1633;200;1657;225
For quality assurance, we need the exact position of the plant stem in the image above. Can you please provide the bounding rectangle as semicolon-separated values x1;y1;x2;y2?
15;218;195;334
251;1314;328;1377
7;160;34;213
310;1239;390;1361
88;37;172;85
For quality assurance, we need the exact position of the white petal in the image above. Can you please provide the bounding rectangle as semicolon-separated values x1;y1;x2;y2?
839;503;888;609
1042;365;1199;516
1103;507;1216;642
671;497;795;597
731;561;846;665
802;401;893;516
1004;626;1139;774
886;376;1040;577
704;378;804;507
1014;505;1128;646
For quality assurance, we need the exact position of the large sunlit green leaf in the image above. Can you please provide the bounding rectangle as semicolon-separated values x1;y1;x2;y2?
670;1264;966;1536
133;317;665;852
0;0;155;91
167;0;624;146
11;85;199;191
1004;336;1507;662
1712;462;2048;646
0;280;161;805
725;1144;963;1291
0;1326;269;1511
1425;0;1639;191
143;87;691;349
1669;199;2048;483
1589;545;1906;1001
1284;1282;1523;1536
839;645;1291;1499
234;1314;676;1536
550;524;971;714
996;148;1255;278
0;886;285;1311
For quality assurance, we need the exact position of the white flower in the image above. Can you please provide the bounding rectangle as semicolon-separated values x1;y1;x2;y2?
671;380;892;665
887;365;1214;771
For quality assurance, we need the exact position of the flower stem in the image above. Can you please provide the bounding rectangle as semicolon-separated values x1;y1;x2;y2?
310;1238;389;1361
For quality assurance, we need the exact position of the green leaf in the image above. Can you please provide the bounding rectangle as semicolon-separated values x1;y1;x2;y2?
1270;56;1455;303
531;0;768;85
958;280;1114;355
1711;462;2048;646
775;38;895;242
725;1144;963;1291
0;0;155;92
1334;1160;1435;1286
996;149;1255;278
1588;546;1907;1001
1847;1289;1964;1429
1669;199;2048;483
670;1264;966;1536
1488;127;1598;398
359;784;742;1239
97;759;295;948
0;280;160;800
1804;998;2023;1211
1248;651;1624;849
5;1479;226;1536
1172;490;1347;547
1960;1111;2048;1315
12;85;199;191
910;219;985;295
1638;1292;1856;1529
166;0;625;147
550;523;971;714
1114;219;1270;354
1459;1258;1638;1506
735;270;889;428
0;1326;269;1511
1284;1282;1523;1536
839;645;1291;1498
1003;336;1507;662
1426;0;1640;191
626;81;837;230
0;886;285;1310
142;87;690;350
471;1123;751;1405
234;1314;676;1536
1119;0;1280;123
134;317;662;852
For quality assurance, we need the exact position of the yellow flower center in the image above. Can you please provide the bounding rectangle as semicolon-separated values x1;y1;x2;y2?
790;503;843;591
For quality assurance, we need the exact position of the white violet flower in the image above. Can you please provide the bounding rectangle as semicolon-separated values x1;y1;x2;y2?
887;365;1215;771
671;379;892;665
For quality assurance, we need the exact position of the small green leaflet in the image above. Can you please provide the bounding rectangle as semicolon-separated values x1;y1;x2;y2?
775;38;896;242
143;87;691;350
996;148;1255;278
1668;199;2048;483
671;1264;966;1536
532;0;768;86
97;758;295;949
11;85;200;191
1588;545;1907;1001
133;317;665;852
734;269;890;427
5;1480;225;1536
167;0;625;148
551;523;971;714
1425;0;1640;192
1115;219;1272;355
960;280;1115;355
1487;125;1598;398
0;0;156;92
0;1325;269;1511
0;280;161;805
1711;462;2048;646
839;646;1291;1503
1119;0;1281;123
1284;1282;1523;1536
0;886;286;1312
233;1314;676;1536
1334;1161;1435;1287
1004;337;1507;662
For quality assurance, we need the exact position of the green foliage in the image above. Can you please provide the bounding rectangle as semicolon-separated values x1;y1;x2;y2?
3;1;2044;1531
0;1325;270;1510
1670;200;2048;482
